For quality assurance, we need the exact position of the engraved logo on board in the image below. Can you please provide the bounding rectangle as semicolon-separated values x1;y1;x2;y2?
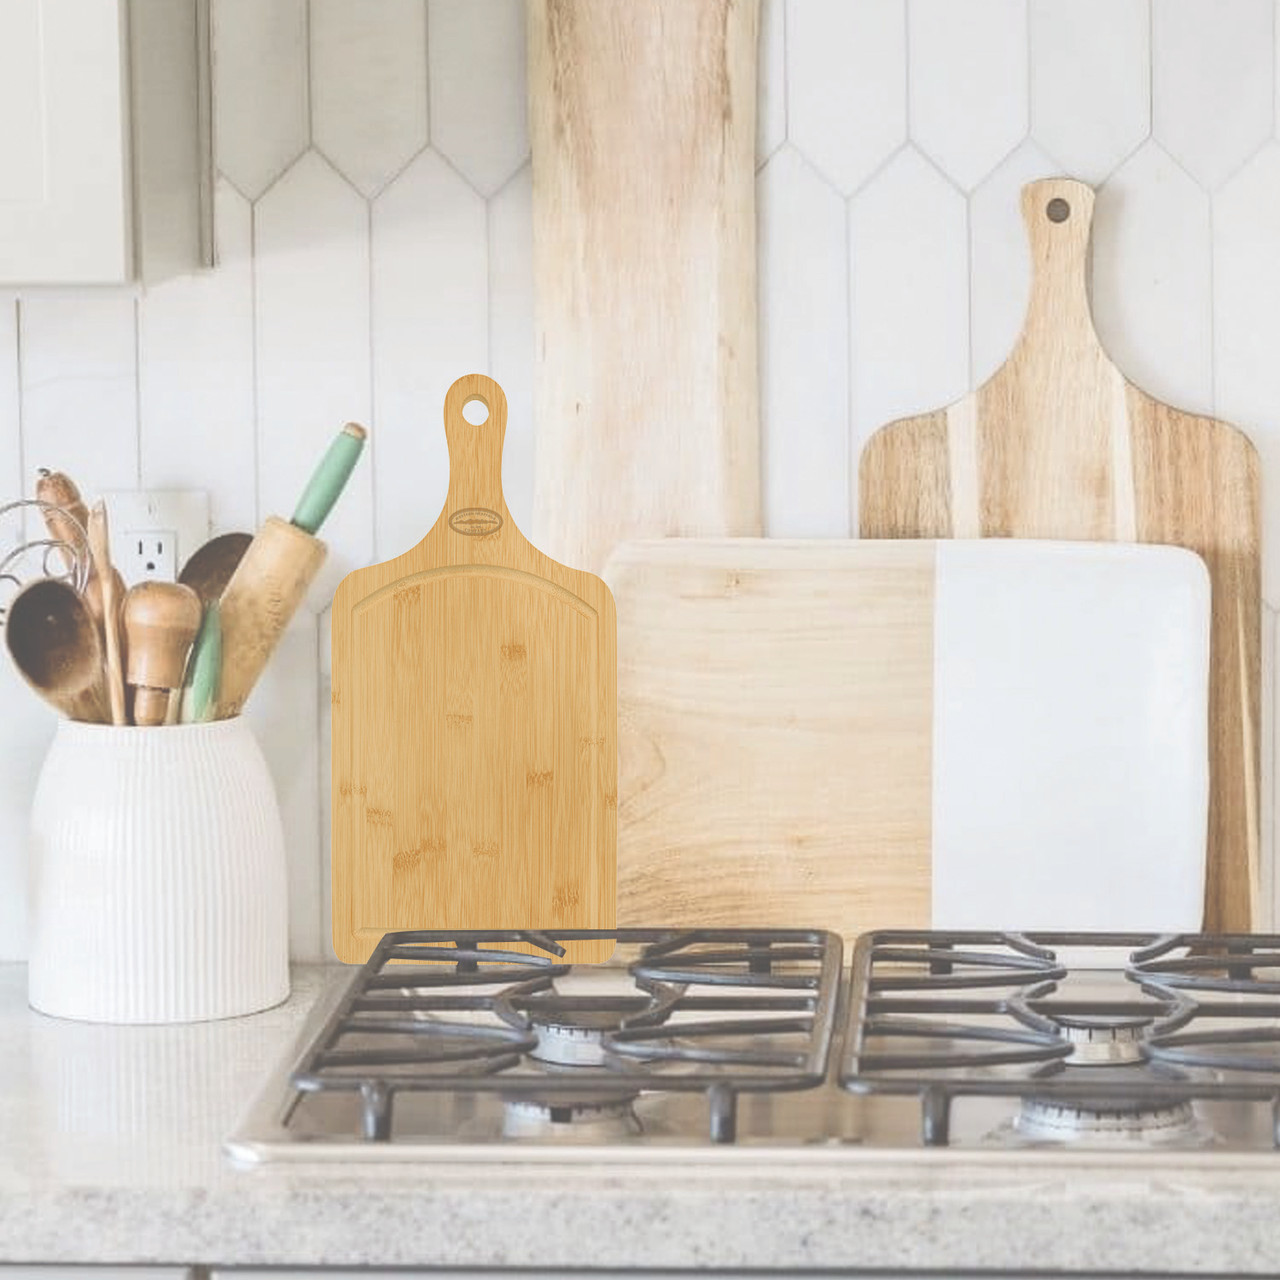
449;507;503;537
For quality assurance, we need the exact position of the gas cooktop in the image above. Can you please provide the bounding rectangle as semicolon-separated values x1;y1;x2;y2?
226;928;1280;1164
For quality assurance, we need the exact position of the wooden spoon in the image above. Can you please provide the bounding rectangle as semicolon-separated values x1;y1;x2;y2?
4;579;108;722
178;532;252;605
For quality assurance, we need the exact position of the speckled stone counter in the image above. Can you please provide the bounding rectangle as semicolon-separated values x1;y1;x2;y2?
3;962;1280;1274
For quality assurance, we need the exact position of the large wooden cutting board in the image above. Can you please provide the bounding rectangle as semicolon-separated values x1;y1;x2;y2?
607;538;1212;943
331;375;617;964
859;177;1261;933
528;0;761;574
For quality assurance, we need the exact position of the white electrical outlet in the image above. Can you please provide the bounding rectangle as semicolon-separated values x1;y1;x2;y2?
101;490;210;586
123;529;178;581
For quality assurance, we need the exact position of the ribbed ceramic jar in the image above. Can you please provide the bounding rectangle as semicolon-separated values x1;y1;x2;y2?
27;716;289;1024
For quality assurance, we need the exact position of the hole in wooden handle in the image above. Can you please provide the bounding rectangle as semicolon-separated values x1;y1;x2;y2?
462;396;489;426
1046;197;1071;224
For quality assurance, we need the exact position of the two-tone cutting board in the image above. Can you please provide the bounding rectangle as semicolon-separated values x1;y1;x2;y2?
858;177;1261;933
331;375;617;964
608;537;1211;943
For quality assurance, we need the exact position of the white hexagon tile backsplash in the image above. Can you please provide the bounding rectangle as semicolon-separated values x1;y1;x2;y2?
5;0;1280;958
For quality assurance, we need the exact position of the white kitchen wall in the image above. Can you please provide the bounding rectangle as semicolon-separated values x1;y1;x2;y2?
1;0;1279;960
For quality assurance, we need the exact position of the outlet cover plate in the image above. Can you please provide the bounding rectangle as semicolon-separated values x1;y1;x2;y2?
101;490;210;586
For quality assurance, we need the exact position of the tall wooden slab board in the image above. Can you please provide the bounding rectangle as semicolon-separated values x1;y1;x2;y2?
859;178;1261;933
331;375;617;964
608;539;937;943
528;0;761;575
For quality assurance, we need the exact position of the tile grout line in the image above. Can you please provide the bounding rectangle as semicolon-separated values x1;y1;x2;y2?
903;0;912;138
133;295;143;486
304;0;315;148
249;197;262;530
1208;188;1218;417
13;297;25;516
845;191;856;538
485;189;495;375
367;196;378;564
780;0;789;143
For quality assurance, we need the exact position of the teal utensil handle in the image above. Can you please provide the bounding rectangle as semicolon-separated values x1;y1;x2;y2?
291;423;367;535
182;601;222;724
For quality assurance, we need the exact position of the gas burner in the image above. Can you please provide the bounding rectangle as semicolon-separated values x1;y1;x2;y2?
1054;1014;1152;1065
502;1096;642;1140
282;928;841;1146
841;930;1280;1149
528;1015;613;1067
1014;1092;1203;1146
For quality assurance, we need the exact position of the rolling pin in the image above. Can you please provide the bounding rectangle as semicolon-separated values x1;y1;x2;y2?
214;422;367;719
122;581;203;726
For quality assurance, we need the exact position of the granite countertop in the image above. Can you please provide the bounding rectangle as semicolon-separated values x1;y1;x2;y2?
3;963;1280;1274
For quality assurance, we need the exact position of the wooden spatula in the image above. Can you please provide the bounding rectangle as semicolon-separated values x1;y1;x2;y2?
858;177;1261;933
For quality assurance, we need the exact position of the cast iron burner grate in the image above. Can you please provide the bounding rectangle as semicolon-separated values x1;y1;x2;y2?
839;931;1280;1147
291;928;842;1144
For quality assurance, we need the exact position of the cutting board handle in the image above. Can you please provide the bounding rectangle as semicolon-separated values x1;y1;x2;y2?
1018;177;1099;353
443;373;510;518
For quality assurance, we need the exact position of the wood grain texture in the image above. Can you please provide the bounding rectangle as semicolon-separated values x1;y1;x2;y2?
331;374;617;963
528;0;761;574
607;539;935;944
858;177;1261;932
215;516;326;719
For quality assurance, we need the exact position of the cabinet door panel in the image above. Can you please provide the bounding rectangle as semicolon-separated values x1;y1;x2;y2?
0;0;131;283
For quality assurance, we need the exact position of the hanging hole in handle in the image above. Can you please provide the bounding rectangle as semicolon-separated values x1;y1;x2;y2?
1046;197;1071;224
462;397;489;426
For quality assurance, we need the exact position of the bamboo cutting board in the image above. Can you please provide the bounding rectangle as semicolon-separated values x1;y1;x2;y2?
331;375;617;964
859;177;1261;934
607;538;1212;943
528;0;761;575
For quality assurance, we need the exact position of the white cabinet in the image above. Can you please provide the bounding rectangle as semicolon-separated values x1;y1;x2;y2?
0;0;211;285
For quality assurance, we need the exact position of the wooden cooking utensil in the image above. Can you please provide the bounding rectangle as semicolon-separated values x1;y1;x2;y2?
212;422;365;718
86;501;127;726
122;581;203;726
528;0;761;573
34;469;89;577
178;532;253;605
4;578;108;723
331;374;617;965
858;177;1261;933
213;518;325;719
180;600;222;724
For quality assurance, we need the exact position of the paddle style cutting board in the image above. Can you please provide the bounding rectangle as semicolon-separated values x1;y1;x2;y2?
528;0;761;574
859;177;1261;934
607;537;1211;943
331;375;617;964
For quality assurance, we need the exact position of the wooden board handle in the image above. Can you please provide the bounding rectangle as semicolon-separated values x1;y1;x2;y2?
1018;177;1098;351
443;373;510;521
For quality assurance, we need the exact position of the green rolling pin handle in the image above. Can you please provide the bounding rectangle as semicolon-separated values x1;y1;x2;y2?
291;422;368;536
182;600;223;724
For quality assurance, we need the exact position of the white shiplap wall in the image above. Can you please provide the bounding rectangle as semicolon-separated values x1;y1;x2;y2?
1;0;1279;960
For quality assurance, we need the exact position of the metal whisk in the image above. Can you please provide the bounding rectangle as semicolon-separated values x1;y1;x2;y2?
0;499;90;625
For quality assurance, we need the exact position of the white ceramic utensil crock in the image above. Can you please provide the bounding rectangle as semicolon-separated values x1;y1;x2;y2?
27;716;289;1023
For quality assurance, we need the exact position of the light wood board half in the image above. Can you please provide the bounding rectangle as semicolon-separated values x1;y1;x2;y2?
331;375;617;964
858;177;1261;933
608;539;936;941
528;0;761;575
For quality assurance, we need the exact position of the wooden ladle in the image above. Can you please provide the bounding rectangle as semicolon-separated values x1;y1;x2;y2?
4;579;109;722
